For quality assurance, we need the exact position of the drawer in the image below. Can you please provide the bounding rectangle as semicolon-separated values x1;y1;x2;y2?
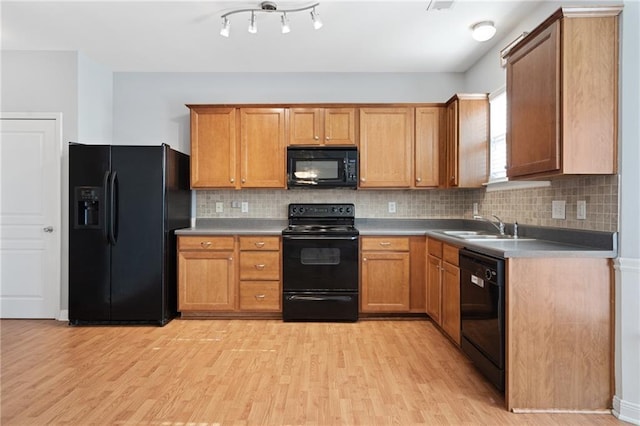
361;237;410;252
443;243;459;266
178;236;235;251
427;238;443;258
239;236;280;251
239;281;281;311
240;251;280;280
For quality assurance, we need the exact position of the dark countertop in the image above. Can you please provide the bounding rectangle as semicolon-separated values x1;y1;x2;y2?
176;218;617;259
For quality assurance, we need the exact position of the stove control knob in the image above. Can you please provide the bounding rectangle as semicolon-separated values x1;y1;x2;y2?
339;207;344;213
332;207;337;213
298;207;305;214
346;207;352;214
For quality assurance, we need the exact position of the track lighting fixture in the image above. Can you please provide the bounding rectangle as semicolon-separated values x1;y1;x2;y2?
219;1;322;37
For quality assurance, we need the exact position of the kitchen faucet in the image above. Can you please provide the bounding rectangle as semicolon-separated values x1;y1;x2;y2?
473;214;506;235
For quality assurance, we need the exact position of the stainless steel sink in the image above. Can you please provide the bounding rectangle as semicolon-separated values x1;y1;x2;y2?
436;230;536;242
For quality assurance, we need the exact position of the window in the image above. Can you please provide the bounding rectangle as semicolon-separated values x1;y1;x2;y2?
489;87;507;182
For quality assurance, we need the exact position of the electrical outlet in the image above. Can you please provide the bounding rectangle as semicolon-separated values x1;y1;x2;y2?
388;201;396;214
473;202;479;215
577;200;587;220
241;201;249;213
551;200;566;219
215;202;224;213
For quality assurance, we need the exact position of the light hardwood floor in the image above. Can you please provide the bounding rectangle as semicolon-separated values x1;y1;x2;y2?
0;319;625;425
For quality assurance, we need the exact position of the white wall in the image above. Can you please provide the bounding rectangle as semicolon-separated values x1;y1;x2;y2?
78;52;113;143
465;2;640;423
1;50;79;142
112;72;465;154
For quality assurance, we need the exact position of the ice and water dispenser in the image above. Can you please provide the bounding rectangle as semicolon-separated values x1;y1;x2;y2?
74;187;101;229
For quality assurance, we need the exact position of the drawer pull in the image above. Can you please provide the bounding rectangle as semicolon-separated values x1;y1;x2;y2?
201;241;212;248
379;242;391;246
254;264;266;270
254;241;265;248
254;294;266;300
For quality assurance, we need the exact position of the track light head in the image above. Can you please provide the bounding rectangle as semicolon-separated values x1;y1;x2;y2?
248;11;257;34
220;17;230;37
310;7;323;30
281;13;291;34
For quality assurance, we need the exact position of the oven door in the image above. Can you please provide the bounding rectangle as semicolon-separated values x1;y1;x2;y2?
282;235;358;291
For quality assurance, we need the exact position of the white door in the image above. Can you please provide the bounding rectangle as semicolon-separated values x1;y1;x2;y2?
0;115;61;318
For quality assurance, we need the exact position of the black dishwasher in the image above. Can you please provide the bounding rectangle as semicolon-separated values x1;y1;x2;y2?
459;248;505;391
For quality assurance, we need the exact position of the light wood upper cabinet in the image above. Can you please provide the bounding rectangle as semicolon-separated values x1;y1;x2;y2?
240;108;287;188
506;7;621;179
415;107;444;188
359;107;414;188
442;95;489;188
188;106;286;189
189;107;237;188
289;108;356;146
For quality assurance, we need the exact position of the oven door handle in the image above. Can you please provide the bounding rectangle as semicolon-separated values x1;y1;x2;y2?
287;295;355;302
282;235;358;241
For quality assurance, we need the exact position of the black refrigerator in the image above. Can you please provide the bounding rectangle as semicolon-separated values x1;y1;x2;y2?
69;143;190;326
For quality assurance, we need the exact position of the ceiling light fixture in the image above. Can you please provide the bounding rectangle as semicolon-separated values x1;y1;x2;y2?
471;21;496;42
220;1;322;37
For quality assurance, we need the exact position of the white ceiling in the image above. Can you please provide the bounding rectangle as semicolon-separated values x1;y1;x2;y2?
1;0;544;73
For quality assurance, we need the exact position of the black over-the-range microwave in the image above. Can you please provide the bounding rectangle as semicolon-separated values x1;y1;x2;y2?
286;146;358;189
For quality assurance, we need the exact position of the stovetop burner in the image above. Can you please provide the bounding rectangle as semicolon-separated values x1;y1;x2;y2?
283;203;357;236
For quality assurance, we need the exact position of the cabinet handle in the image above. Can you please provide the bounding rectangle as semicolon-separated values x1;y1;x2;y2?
360;177;366;182
254;241;265;248
363;257;367;261
230;178;235;183
254;294;266;300
379;242;391;246
241;178;246;183
200;241;212;248
228;257;233;261
325;136;330;141
416;177;422;183
314;135;319;140
255;264;266;270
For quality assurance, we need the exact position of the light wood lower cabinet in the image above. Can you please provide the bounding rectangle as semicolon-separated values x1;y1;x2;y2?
506;257;613;411
426;237;460;344
177;235;281;314
178;236;236;311
238;236;281;312
360;237;410;312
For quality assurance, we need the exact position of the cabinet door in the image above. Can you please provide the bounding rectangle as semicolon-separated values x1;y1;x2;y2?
444;101;459;188
324;108;357;145
359;108;414;188
240;108;287;188
190;107;237;188
426;254;442;324
361;252;410;312
178;250;235;311
415;107;442;187
289;108;321;145
442;262;460;345
506;21;560;178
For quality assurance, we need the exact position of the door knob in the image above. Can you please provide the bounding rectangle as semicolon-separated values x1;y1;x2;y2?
43;226;54;233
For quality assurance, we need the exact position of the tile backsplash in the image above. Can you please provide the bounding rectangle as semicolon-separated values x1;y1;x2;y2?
196;175;618;232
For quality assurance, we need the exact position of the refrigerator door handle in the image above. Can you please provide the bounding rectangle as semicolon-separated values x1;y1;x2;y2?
108;171;118;245
102;171;111;244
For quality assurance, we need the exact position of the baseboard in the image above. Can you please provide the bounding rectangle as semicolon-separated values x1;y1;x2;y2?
613;396;640;425
57;309;68;321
